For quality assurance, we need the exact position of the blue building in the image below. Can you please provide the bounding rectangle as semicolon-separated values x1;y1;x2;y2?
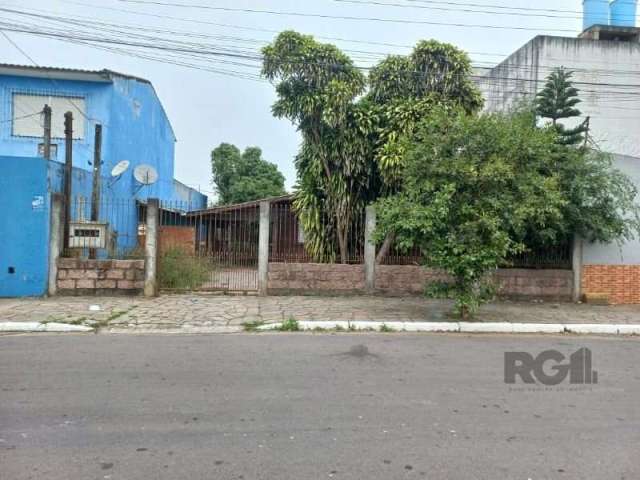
0;64;207;297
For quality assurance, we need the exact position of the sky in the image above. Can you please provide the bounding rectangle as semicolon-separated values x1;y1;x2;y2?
0;0;583;199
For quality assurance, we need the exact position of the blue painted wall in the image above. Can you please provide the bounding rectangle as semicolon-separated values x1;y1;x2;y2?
0;156;50;297
0;70;206;297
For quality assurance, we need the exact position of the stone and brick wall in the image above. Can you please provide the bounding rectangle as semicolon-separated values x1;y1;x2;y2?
57;258;145;296
494;268;573;300
582;265;640;305
268;263;365;295
268;263;573;300
375;265;451;295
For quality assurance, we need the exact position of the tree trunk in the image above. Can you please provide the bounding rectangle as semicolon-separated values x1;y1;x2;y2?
337;223;348;264
375;231;395;265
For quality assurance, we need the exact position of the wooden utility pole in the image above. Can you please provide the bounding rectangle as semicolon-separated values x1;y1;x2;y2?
89;124;103;259
42;104;52;160
63;111;73;251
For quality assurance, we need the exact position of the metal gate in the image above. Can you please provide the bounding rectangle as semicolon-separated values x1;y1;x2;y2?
158;201;259;293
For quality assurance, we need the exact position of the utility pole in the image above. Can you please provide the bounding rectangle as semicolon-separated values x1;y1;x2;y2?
63;111;73;251
42;104;52;160
89;124;102;259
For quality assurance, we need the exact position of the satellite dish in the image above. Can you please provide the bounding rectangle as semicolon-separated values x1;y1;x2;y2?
134;164;159;186
111;160;130;177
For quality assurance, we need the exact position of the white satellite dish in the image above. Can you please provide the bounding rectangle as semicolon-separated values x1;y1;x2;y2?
111;160;130;177
134;164;159;186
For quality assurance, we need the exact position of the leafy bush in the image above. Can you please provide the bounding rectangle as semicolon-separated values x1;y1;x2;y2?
158;247;210;290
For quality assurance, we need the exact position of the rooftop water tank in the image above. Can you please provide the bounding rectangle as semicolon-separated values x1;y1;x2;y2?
583;0;610;30
610;0;638;27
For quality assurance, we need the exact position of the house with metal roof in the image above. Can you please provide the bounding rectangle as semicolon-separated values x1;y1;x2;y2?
0;63;206;297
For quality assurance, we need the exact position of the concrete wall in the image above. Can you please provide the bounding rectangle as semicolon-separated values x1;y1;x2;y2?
268;263;574;300
0;156;50;297
582;154;640;265
478;35;640;158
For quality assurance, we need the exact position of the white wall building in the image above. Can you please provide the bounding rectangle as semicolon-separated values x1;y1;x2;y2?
475;23;640;304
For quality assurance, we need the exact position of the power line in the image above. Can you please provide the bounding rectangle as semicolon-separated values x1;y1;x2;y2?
333;0;582;20
116;0;577;33
1;29;94;123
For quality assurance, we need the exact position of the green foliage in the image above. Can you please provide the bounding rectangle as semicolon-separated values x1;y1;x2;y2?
535;67;589;146
366;40;484;190
211;143;286;205
243;320;265;332
263;31;372;263
263;32;482;261
277;317;300;332
158;247;210;290
374;109;566;318
542;147;640;245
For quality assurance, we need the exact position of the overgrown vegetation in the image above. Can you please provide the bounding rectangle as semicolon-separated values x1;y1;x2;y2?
375;107;640;318
262;32;482;263
262;34;640;319
277;317;300;332
158;247;210;290
243;320;265;332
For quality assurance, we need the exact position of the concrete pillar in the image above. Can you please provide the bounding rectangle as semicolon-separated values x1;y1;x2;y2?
258;201;270;296
48;194;64;296
144;198;160;297
572;235;584;303
364;205;376;294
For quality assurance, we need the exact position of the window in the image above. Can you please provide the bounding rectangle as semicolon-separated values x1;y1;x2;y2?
297;222;305;244
37;143;58;159
12;93;86;139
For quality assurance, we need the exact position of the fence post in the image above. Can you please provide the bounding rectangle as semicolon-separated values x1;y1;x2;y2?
48;194;64;296
144;198;160;297
258;201;270;296
572;235;583;302
364;205;376;294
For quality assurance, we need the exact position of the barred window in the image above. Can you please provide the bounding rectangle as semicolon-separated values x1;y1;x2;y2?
12;93;86;139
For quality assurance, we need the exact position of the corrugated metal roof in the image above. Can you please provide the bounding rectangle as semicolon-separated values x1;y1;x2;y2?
0;63;151;84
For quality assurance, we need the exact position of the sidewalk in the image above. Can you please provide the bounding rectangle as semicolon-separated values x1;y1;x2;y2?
1;294;639;334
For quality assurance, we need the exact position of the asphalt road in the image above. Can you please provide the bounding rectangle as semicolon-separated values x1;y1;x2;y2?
1;334;639;480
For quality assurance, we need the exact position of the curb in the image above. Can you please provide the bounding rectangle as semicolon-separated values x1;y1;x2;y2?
258;321;640;335
0;322;94;333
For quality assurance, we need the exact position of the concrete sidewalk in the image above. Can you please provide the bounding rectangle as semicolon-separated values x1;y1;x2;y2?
0;294;639;334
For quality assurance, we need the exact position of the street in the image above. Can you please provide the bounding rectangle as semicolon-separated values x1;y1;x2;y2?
1;333;639;480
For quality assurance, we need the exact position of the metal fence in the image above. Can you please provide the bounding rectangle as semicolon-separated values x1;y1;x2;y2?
61;196;142;259
157;200;260;292
269;201;366;264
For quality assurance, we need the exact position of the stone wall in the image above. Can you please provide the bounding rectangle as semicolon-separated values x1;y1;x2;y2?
582;265;640;305
57;258;145;296
268;263;365;295
268;263;573;300
494;268;573;301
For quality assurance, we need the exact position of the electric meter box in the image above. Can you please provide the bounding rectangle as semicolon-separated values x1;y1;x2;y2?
68;222;109;249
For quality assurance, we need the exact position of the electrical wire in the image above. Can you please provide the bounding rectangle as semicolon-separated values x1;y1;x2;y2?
115;0;577;33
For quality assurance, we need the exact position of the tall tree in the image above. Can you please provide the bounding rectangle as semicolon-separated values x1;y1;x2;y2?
535;67;589;146
262;32;483;263
262;31;371;263
211;143;286;205
374;109;567;318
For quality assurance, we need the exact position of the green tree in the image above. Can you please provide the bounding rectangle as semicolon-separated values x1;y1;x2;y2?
262;33;482;262
535;67;589;146
374;109;566;318
262;31;371;263
211;143;286;205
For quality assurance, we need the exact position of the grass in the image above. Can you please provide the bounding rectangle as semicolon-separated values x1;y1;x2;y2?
379;323;394;333
277;317;300;332
243;320;265;332
158;247;210;290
